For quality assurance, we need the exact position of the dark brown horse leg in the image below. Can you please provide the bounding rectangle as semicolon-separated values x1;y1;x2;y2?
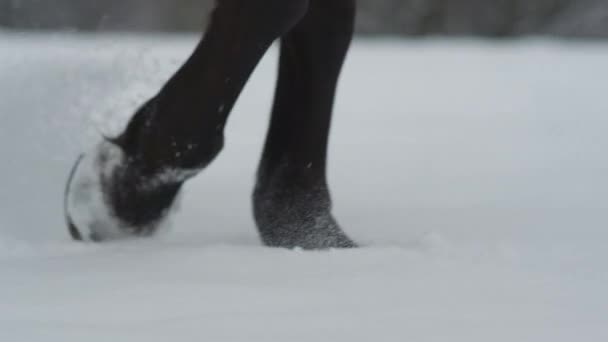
120;0;309;173
253;0;357;249
66;0;309;241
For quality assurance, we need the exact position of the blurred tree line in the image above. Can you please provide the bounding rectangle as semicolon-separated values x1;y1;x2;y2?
1;0;607;37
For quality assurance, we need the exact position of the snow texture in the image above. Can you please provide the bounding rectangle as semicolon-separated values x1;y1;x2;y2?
0;33;607;341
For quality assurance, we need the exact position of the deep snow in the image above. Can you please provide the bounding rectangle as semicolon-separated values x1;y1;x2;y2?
0;33;607;341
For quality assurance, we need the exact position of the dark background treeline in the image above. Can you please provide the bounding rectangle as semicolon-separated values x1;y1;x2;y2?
1;0;607;37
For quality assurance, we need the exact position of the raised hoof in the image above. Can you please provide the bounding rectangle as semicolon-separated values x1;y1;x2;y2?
63;141;190;242
64;154;86;241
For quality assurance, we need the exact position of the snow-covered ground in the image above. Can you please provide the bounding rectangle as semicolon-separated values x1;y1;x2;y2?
0;33;607;341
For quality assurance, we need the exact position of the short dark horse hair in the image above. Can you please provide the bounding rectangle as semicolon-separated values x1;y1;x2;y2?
66;0;357;249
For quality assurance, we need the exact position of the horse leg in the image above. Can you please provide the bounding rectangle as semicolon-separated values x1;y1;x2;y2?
66;0;309;241
253;0;357;249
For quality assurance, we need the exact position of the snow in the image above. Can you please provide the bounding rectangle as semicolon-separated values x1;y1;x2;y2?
0;33;607;341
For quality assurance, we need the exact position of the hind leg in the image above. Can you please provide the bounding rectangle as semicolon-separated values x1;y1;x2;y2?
253;0;357;249
66;0;309;241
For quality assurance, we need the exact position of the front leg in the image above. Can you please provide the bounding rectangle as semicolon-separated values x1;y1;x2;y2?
254;0;357;249
65;0;309;242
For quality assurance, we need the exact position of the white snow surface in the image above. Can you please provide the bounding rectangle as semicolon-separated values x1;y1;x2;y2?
0;33;607;341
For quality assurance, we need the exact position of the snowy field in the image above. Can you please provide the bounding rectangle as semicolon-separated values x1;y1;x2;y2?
0;33;607;341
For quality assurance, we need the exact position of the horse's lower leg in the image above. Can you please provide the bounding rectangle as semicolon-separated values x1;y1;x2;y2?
119;0;309;174
253;0;357;249
111;1;312;231
67;0;309;240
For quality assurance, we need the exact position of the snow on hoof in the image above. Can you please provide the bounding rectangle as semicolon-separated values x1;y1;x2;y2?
63;140;189;242
260;214;358;250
